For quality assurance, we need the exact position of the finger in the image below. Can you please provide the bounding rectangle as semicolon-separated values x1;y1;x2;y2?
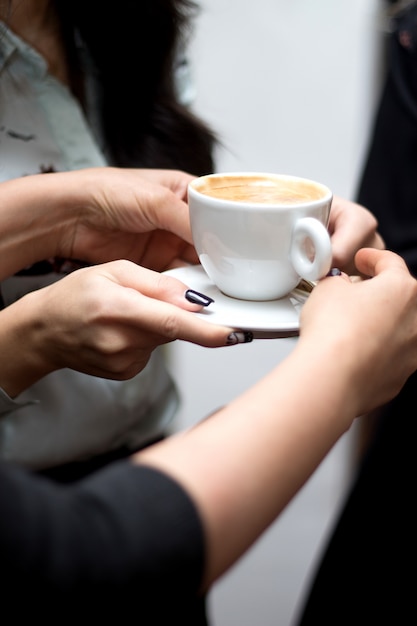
102;261;209;311
136;168;195;202
315;267;351;284
330;209;380;249
132;171;195;242
144;189;194;244
354;248;409;278
102;171;195;244
122;290;252;348
100;261;253;347
329;196;385;271
137;233;198;272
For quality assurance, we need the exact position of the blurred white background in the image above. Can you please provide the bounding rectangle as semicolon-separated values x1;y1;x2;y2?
167;1;384;624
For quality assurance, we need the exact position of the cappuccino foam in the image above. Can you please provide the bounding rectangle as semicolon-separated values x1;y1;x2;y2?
196;175;325;205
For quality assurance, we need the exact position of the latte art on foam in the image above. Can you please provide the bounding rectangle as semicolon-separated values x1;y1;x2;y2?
196;175;325;205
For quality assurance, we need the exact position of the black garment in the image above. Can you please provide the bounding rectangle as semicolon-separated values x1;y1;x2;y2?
297;3;417;624
38;436;165;483
356;1;417;273
0;461;208;624
295;381;415;625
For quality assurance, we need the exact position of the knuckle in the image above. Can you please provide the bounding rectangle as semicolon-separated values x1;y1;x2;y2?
159;312;179;340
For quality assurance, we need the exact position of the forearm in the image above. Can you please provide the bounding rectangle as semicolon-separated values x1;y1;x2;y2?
136;338;357;589
0;173;80;279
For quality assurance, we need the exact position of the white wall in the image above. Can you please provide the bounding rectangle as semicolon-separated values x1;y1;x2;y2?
167;1;384;624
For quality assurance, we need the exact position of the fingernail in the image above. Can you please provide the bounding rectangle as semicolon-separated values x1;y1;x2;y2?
226;331;254;345
185;289;214;306
326;268;342;277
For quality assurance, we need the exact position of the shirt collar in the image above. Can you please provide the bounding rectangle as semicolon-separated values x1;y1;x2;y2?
0;20;48;78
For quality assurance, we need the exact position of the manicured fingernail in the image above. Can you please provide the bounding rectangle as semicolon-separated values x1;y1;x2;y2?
327;268;342;276
185;289;214;306
226;331;253;345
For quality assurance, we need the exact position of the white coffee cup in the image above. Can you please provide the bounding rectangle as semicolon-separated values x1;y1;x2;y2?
188;172;333;301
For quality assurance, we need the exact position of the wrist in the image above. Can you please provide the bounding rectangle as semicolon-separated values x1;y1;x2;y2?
0;291;57;397
289;335;362;427
0;173;79;278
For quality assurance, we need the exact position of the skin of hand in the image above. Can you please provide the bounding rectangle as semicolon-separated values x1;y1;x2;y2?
0;260;239;398
68;167;200;269
328;195;385;275
0;168;199;280
299;247;417;413
136;248;417;590
0;173;384;283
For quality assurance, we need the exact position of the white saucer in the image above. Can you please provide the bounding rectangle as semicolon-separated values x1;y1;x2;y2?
163;265;311;339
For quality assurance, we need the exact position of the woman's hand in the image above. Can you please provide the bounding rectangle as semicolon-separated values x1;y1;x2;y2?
0;168;200;280
328;195;385;275
298;248;417;415
0;260;249;398
58;167;200;270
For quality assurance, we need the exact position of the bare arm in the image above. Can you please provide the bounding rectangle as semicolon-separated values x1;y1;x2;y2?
0;246;415;594
136;248;417;589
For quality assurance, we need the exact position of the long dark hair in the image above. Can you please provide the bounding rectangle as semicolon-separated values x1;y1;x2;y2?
55;0;217;174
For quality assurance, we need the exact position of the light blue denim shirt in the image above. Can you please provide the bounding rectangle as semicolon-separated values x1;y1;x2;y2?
0;23;180;469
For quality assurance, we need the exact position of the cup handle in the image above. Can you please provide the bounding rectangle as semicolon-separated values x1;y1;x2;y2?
290;217;332;281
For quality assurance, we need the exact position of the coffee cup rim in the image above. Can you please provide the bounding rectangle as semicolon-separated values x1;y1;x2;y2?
188;172;332;208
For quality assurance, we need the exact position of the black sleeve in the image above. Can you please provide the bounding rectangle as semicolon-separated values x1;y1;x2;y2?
0;460;208;622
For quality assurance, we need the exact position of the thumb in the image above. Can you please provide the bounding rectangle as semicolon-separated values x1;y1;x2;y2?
354;248;408;278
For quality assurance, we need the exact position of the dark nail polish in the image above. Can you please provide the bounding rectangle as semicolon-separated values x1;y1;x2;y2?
185;289;214;306
326;268;342;277
226;331;254;345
